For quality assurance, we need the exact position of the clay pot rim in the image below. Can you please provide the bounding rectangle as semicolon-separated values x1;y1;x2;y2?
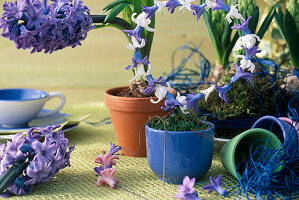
105;86;176;101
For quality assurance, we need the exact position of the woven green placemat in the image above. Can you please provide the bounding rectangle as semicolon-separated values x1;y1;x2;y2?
5;102;239;200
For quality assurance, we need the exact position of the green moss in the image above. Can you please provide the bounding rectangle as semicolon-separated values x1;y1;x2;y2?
146;112;209;132
197;74;291;121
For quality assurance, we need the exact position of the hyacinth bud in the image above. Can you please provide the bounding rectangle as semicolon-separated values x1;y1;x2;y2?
211;0;228;39
238;0;257;19
287;0;299;34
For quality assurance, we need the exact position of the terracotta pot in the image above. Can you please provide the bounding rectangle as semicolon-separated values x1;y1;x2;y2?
104;86;174;157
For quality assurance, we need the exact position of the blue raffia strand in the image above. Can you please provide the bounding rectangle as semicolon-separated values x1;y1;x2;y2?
232;132;299;199
164;41;211;95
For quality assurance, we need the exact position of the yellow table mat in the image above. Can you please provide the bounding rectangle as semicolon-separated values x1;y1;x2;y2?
4;102;238;200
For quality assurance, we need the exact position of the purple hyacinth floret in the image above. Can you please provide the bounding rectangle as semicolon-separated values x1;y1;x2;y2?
231;16;252;35
165;0;182;14
123;25;144;42
109;143;121;155
190;3;207;21
0;126;75;196
142;4;158;19
186;92;204;112
230;63;254;84
0;0;95;53
161;92;182;112
175;176;201;200
215;83;232;104
202;174;227;196
212;0;230;12
244;45;261;60
144;74;167;94
126;50;150;70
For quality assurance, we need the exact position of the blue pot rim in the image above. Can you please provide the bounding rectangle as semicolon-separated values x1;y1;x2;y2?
145;120;215;135
0;88;48;101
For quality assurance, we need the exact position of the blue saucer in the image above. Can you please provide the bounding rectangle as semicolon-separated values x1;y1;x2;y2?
0;109;74;134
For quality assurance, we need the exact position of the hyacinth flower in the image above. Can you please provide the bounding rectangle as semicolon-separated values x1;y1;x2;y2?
149;81;169;104
206;0;230;12
200;85;216;102
144;74;167;94
131;12;155;32
175;176;200;200
177;0;194;12
225;5;244;23
234;55;256;73
215;83;232;104
190;3;207;21
165;0;182;14
142;4;159;19
234;34;261;51
176;92;189;114
96;168;119;189
243;45;261;60
0;0;94;53
123;25;144;43
186;92;204;112
202;174;227;196
232;16;252;35
125;51;149;70
161;92;183;112
94;143;121;189
0;126;74;196
230;62;254;83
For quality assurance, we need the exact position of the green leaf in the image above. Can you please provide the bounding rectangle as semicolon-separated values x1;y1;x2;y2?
274;10;287;41
104;1;130;24
283;10;299;67
122;6;134;29
222;31;239;66
103;0;129;12
202;10;223;63
0;159;31;194
256;5;275;39
248;7;259;34
221;21;232;48
92;15;132;30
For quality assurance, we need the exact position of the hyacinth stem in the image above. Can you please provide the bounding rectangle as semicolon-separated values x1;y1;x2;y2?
0;157;32;195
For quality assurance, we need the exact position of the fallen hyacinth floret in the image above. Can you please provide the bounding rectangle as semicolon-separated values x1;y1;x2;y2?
175;176;201;200
0;0;94;53
94;143;121;189
0;125;75;197
202;174;227;196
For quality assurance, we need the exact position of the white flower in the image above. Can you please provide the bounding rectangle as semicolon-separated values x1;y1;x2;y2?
235;55;255;73
200;84;215;102
155;1;168;13
234;34;261;51
129;63;152;82
127;37;146;50
176;92;189;114
131;12;155;32
178;0;194;12
150;82;170;104
225;5;244;23
206;0;216;8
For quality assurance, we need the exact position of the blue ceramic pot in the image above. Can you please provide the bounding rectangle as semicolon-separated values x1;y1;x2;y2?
145;121;215;184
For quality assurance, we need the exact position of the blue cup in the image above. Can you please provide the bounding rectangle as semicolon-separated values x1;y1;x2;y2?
145;121;215;184
0;88;65;128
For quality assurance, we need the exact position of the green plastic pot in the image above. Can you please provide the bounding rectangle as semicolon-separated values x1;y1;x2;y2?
220;128;282;179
